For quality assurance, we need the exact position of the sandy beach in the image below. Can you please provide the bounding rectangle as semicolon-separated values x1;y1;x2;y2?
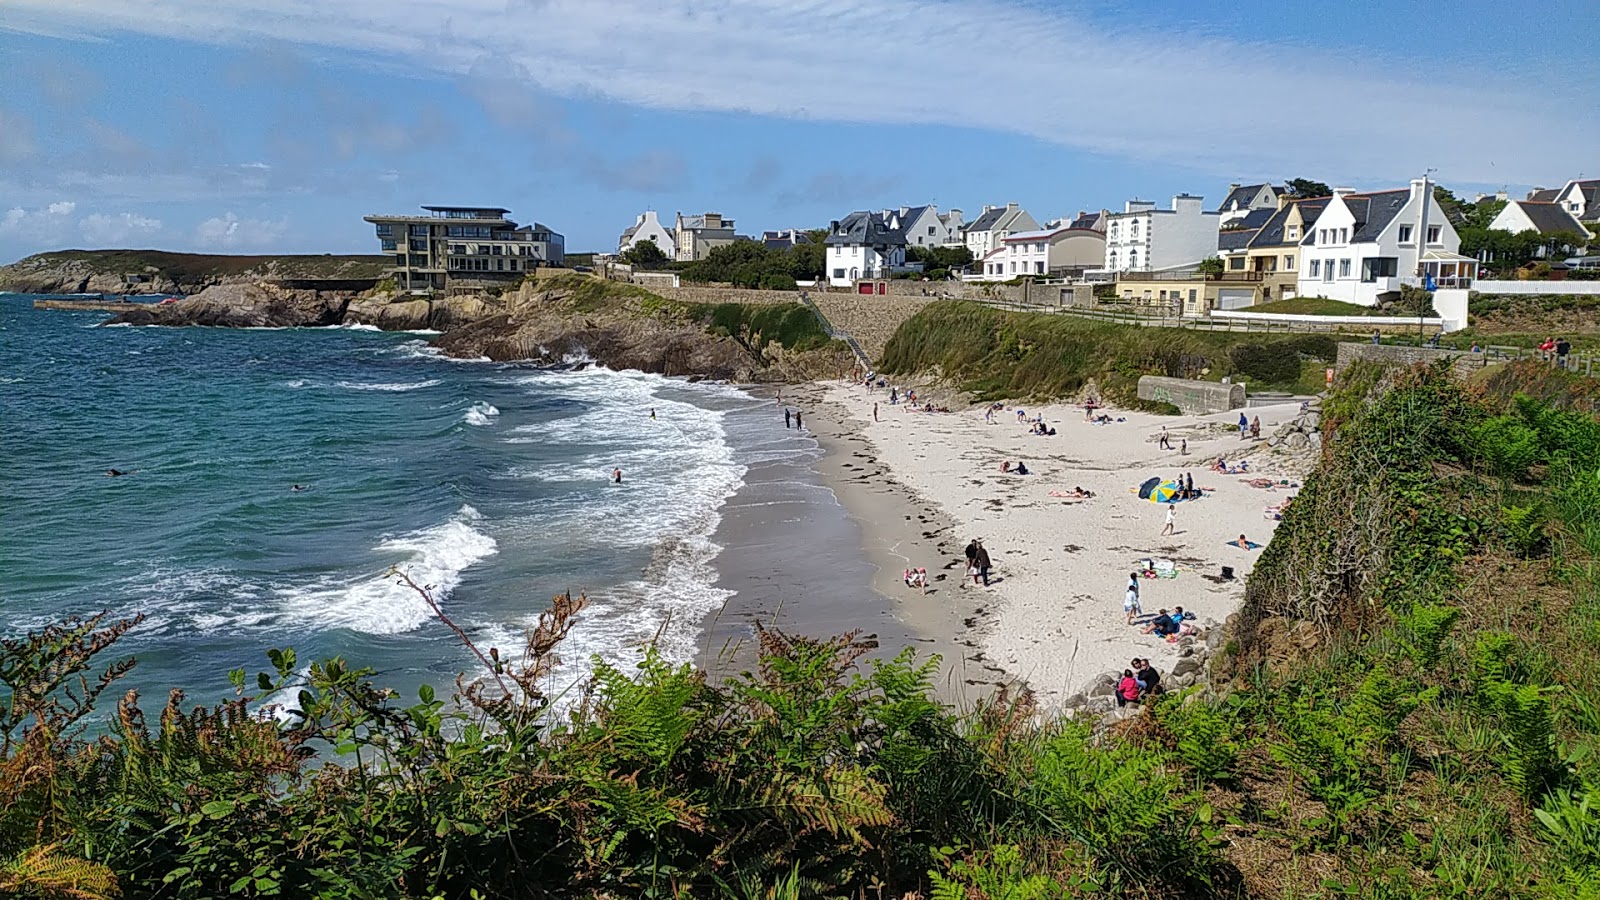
792;380;1310;708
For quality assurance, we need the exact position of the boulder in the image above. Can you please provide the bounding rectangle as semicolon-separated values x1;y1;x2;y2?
1172;656;1203;678
1284;431;1309;451
1174;672;1196;688
1308;432;1323;452
102;282;350;328
345;296;432;331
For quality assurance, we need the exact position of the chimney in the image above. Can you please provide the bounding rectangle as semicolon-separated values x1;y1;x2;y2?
1333;186;1356;197
1408;178;1427;200
1527;186;1545;200
982;204;995;213
829;219;840;233
1006;201;1019;210
1228;183;1240;192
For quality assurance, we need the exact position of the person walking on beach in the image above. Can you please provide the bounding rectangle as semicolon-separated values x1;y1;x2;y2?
1185;471;1195;500
964;539;978;575
972;539;992;586
784;408;792;429
613;468;623;484
1124;581;1142;625
1158;426;1171;450
794;410;804;431
873;402;879;422
650;408;657;421
1237;412;1249;439
1250;416;1261;439
1161;503;1176;536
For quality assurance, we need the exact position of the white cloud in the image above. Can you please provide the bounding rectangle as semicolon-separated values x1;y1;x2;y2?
194;212;288;249
0;201;78;243
78;211;163;245
4;0;1597;187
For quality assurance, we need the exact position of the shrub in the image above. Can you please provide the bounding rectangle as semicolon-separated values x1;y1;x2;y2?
1153;694;1241;784
1470;415;1543;476
1395;603;1461;668
1229;343;1302;384
1501;504;1551;558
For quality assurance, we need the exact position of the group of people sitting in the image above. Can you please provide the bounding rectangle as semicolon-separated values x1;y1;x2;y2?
1116;658;1163;707
1209;457;1250;475
902;567;929;594
1140;605;1195;637
999;461;1031;475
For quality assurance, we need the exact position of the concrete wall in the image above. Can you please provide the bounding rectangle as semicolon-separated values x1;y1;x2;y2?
1474;280;1600;296
1334;342;1489;378
1137;375;1245;414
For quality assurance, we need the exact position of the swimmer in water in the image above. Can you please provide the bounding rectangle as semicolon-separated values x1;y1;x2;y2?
613;468;623;484
291;484;307;492
105;469;130;477
650;408;657;420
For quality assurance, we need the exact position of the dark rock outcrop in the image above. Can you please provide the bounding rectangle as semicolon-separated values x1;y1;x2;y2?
103;283;352;328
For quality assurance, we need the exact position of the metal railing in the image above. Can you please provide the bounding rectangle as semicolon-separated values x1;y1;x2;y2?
798;292;872;369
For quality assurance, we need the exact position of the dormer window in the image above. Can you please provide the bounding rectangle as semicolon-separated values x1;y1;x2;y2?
1287;225;1299;240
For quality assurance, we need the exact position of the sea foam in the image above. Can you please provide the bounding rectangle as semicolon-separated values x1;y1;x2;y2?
277;505;498;634
463;401;499;427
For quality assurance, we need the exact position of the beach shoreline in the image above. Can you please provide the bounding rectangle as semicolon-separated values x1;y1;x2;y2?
803;378;1310;708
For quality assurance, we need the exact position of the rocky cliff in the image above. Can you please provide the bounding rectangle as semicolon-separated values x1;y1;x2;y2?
0;250;388;295
100;274;852;383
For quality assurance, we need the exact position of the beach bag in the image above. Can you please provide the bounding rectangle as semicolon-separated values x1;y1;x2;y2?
967;565;979;576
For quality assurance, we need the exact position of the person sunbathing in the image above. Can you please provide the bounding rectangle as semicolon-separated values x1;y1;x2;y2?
1232;534;1252;549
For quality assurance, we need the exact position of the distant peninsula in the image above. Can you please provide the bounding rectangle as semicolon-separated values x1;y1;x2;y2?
0;249;390;295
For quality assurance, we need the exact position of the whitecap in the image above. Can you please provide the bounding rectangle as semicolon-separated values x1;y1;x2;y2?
276;506;498;635
463;401;499;427
335;379;441;392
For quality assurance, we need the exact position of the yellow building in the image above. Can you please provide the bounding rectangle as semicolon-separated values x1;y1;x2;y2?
1239;197;1330;305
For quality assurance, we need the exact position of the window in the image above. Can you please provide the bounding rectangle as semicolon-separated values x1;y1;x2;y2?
1318;229;1327;244
1286;225;1299;240
1360;257;1398;282
1398;225;1413;243
1284;254;1294;269
1310;259;1321;277
1034;242;1045;253
1339;258;1351;277
1427;225;1441;244
409;224;429;237
928;226;936;235
1035;261;1045;274
1229;256;1245;270
409;240;426;252
1340;228;1348;243
1323;261;1334;282
1189;289;1197;302
832;268;845;279
380;239;396;251
374;224;393;237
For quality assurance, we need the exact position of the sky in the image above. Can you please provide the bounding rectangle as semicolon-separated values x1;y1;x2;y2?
2;0;1597;262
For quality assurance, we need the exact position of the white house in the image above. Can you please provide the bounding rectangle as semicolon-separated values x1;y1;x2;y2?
1526;179;1600;228
1103;194;1221;273
963;203;1039;260
617;210;676;258
883;205;964;249
824;211;908;287
983;225;1108;280
1489;200;1586;236
1215;183;1285;229
1295;179;1471;306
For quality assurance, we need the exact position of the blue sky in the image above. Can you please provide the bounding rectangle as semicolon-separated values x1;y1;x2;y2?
2;0;1597;262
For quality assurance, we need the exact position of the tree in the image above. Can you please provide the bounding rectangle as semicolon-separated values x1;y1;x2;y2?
620;239;669;270
1285;178;1333;199
1196;256;1225;276
907;245;973;272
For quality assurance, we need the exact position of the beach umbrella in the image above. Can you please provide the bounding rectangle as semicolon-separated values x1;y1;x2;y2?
1147;481;1182;504
1136;476;1161;499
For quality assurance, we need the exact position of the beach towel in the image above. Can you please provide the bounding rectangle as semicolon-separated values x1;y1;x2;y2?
1224;540;1262;550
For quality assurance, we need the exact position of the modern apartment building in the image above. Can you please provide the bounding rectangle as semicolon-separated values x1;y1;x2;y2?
363;206;565;292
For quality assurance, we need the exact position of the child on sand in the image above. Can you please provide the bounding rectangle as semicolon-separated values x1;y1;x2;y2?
1124;584;1142;625
1161;504;1176;536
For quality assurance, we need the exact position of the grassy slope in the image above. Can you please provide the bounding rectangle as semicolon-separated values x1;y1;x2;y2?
541;273;836;352
878;300;1336;402
1250;296;1395;316
6;249;391;279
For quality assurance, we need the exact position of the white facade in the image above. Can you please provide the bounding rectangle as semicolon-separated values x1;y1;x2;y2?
1103;195;1221;273
978;227;1107;280
618;210;676;257
825;244;906;287
1295;180;1462;306
963;203;1039;260
1488;200;1586;236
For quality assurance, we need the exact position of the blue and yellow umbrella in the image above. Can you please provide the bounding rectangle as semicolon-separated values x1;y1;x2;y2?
1147;481;1182;504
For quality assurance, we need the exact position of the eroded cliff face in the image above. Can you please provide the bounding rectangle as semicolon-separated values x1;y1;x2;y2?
99;277;852;383
0;251;387;296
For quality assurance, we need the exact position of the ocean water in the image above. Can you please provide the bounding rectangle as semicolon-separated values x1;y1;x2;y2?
0;295;812;708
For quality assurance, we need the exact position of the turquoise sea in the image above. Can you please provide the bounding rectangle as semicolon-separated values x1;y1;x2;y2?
0;295;812;708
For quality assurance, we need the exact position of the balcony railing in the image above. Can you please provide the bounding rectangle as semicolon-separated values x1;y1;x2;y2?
1114;270;1265;283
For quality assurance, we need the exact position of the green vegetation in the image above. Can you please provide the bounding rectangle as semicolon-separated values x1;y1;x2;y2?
1250;296;1391;316
905;245;974;281
619;240;672;270
6;249;389;280
681;302;835;352
1285;178;1333;199
1195;256;1224;276
5;356;1600;897
877;301;1337;401
680;236;826;289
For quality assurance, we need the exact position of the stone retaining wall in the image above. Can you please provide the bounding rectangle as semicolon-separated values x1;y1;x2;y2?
1137;376;1246;414
1334;342;1488;378
643;285;812;306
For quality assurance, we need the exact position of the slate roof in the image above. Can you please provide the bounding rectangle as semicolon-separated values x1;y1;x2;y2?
1069;211;1105;231
1216;183;1280;213
1576;180;1600;222
1528;188;1561;203
825;211;907;247
1216;208;1276;251
1301;190;1410;246
966;206;1011;232
1249;199;1328;250
1511;201;1588;234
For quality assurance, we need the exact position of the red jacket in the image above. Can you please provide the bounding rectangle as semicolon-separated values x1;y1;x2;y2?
1118;676;1141;701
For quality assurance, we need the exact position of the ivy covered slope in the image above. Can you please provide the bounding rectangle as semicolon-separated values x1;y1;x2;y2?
877;300;1339;402
4;359;1600;899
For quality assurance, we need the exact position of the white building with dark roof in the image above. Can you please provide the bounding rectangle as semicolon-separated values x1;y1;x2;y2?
1215;183;1285;228
824;211;908;287
1295;179;1467;306
884;205;964;249
963;203;1039;260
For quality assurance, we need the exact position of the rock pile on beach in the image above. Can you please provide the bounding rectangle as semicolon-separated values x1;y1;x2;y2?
1264;402;1322;454
1062;618;1226;722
